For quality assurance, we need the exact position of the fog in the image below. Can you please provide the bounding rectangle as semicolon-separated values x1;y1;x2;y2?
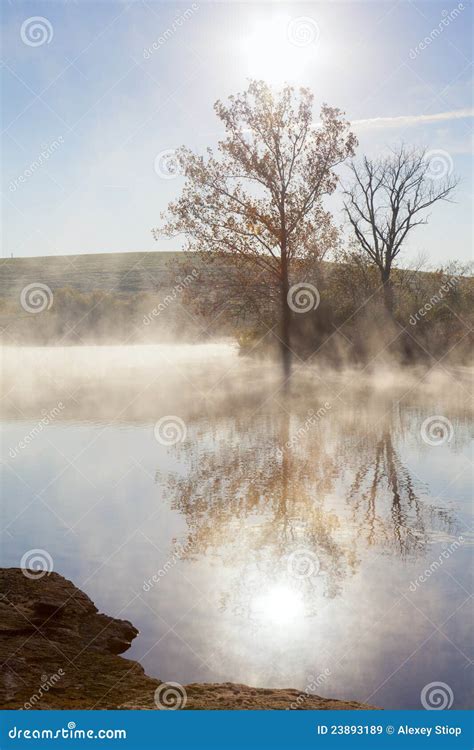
2;342;472;425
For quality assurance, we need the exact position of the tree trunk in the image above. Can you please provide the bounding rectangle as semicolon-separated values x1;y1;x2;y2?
381;267;394;316
280;252;292;386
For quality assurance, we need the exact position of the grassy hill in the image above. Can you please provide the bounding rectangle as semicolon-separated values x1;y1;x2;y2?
0;251;215;345
0;251;185;301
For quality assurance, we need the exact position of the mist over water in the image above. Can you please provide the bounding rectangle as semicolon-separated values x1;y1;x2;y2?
1;343;472;708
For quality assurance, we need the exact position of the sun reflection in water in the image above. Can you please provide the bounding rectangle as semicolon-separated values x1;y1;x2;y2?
251;585;305;625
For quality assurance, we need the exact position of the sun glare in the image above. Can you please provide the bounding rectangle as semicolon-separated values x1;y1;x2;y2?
241;15;321;84
251;585;305;625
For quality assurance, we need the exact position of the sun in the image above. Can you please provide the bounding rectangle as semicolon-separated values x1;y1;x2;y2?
240;14;321;84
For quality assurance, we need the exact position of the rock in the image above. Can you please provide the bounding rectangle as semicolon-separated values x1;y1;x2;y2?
33;599;66;619
0;568;157;710
0;568;379;710
182;683;378;710
0;602;35;635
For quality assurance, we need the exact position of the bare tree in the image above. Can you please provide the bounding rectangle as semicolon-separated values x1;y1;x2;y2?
343;146;458;314
156;80;356;381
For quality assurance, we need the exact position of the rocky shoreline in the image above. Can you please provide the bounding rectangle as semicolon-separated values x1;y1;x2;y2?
0;569;378;710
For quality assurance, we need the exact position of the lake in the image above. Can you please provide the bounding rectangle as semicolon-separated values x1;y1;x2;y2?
1;343;472;709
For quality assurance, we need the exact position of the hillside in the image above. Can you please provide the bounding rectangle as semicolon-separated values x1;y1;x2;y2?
0;251;184;301
0;251;219;345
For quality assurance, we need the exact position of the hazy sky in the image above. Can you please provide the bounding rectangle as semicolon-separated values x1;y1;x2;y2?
2;0;473;265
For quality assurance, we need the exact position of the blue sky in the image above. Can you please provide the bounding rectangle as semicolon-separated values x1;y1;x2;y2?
2;0;473;265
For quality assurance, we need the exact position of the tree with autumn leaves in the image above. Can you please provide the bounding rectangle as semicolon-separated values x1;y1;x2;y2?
157;80;357;382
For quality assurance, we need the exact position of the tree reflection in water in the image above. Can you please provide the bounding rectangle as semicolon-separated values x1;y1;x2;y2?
346;427;455;557
156;395;457;620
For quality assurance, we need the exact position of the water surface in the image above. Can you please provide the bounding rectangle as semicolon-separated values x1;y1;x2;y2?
1;344;472;709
